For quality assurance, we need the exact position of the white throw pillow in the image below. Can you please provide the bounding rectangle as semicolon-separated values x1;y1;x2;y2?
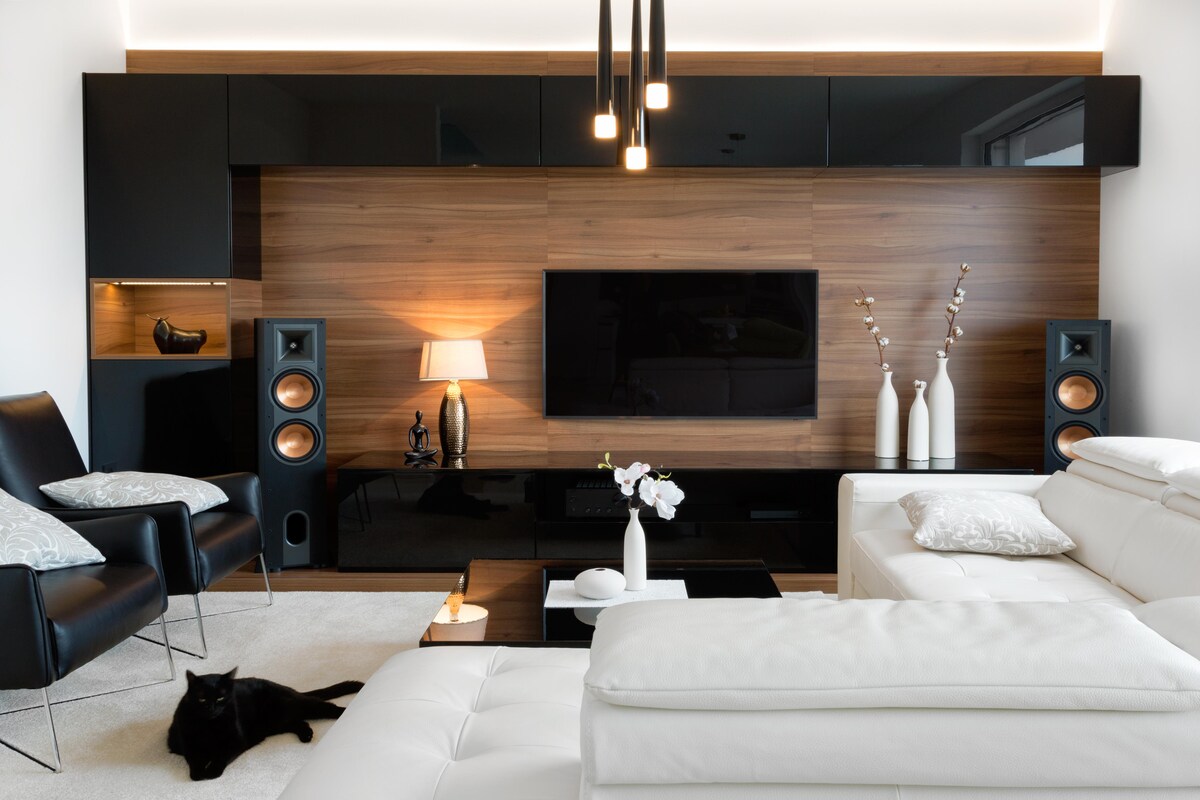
899;490;1076;556
1168;467;1200;502
1134;597;1200;661
0;487;106;571
41;471;228;515
1070;437;1200;481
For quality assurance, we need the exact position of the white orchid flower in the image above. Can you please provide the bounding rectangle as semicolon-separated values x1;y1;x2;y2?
638;477;685;520
612;462;651;496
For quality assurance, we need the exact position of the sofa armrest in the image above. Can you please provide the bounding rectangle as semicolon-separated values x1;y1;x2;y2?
0;564;54;690
47;502;198;596
203;472;263;523
67;514;162;569
836;473;1051;599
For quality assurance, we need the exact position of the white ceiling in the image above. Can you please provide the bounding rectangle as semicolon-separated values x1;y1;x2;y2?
123;0;1106;52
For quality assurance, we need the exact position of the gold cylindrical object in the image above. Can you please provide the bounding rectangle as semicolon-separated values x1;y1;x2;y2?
274;421;318;461
273;370;317;410
439;379;470;457
1055;424;1095;461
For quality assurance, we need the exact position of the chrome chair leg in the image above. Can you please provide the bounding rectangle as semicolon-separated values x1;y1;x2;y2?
259;553;274;606
159;614;177;681
42;688;62;773
193;595;209;659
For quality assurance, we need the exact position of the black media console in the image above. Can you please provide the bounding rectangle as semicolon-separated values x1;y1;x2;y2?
334;451;1031;573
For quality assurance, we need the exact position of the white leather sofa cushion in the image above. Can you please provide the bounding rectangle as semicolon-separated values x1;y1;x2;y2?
581;696;1200;793
1168;466;1200;501
584;598;1200;712
851;527;1139;606
1111;502;1200;602
279;646;589;800
1071;436;1200;481
1066;458;1172;501
1036;470;1152;580
1135;597;1200;660
1165;491;1200;521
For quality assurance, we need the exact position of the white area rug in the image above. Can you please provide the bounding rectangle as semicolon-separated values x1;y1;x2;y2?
0;591;446;799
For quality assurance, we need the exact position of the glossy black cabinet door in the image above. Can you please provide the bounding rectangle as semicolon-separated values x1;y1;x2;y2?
541;76;625;166
830;76;1140;169
229;76;541;166
646;77;828;167
89;360;235;476
85;74;230;278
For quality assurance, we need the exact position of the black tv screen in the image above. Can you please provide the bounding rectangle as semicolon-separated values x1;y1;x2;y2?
543;270;818;418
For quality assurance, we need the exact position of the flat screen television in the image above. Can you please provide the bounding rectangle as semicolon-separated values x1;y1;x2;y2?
543;270;818;418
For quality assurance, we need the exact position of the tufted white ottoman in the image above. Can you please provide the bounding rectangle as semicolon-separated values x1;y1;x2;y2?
280;646;588;800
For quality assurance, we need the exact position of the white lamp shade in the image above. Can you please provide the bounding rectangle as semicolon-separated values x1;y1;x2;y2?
419;339;489;381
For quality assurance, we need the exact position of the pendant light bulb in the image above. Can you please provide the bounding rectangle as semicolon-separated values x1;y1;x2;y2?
625;146;648;170
594;114;618;139
646;83;669;110
647;0;668;109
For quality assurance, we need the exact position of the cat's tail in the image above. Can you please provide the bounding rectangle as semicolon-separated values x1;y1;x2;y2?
306;680;365;700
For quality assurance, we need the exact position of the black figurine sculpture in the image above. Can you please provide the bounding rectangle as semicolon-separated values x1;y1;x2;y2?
148;315;208;355
405;410;438;462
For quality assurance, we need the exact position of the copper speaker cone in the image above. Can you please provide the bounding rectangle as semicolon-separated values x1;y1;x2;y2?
1055;373;1101;412
274;422;319;462
273;371;318;411
1054;424;1097;461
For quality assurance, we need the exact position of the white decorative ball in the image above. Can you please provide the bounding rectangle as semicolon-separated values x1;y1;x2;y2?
574;567;626;600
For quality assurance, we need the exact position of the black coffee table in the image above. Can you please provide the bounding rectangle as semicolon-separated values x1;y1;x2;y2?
420;559;780;646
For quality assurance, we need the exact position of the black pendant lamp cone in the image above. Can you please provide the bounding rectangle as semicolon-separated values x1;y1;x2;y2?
594;0;617;139
647;0;668;109
626;0;647;169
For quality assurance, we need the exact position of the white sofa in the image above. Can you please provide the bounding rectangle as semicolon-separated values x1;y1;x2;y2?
838;456;1200;605
283;440;1200;800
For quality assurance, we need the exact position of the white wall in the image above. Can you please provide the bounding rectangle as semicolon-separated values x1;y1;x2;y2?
126;0;1102;52
1100;0;1200;440
0;0;126;457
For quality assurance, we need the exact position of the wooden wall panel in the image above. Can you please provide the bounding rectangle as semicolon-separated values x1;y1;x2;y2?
127;50;1101;77
261;167;1098;471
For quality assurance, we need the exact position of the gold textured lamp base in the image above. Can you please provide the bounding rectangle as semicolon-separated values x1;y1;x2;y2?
439;379;470;457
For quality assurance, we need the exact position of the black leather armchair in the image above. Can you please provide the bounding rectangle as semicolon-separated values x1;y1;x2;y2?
0;392;271;658
0;514;174;771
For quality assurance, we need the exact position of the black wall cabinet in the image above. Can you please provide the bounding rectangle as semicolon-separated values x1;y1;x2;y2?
84;74;231;278
830;76;1140;171
647;77;829;167
229;75;541;166
541;76;829;167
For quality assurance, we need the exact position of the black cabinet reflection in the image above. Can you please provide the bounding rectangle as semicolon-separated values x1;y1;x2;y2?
541;76;626;166
648;77;828;167
337;470;536;570
830;76;1139;170
229;75;541;166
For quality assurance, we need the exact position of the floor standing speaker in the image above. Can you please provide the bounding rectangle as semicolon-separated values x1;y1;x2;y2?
256;319;327;569
1045;320;1110;474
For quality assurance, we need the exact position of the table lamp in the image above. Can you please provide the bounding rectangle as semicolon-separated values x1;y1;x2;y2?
419;339;488;457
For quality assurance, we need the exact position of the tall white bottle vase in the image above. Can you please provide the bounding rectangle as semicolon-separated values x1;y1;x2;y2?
907;382;930;462
623;508;647;591
874;371;900;459
928;357;956;459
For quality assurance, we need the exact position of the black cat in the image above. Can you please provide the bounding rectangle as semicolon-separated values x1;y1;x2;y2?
168;668;364;781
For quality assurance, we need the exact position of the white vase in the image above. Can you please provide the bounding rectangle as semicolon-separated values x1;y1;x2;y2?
623;508;647;591
875;371;899;459
928;357;956;459
907;381;930;462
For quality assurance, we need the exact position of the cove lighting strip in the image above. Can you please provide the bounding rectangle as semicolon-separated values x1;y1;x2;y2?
107;281;228;286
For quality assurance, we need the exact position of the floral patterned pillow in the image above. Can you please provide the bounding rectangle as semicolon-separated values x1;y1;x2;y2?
899;490;1076;556
0;488;106;571
41;472;228;515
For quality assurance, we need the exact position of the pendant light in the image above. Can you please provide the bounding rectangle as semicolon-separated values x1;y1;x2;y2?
625;0;648;170
646;0;668;109
594;0;617;139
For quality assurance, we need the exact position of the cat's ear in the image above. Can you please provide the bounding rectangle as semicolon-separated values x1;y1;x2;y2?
223;667;238;681
185;670;197;684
